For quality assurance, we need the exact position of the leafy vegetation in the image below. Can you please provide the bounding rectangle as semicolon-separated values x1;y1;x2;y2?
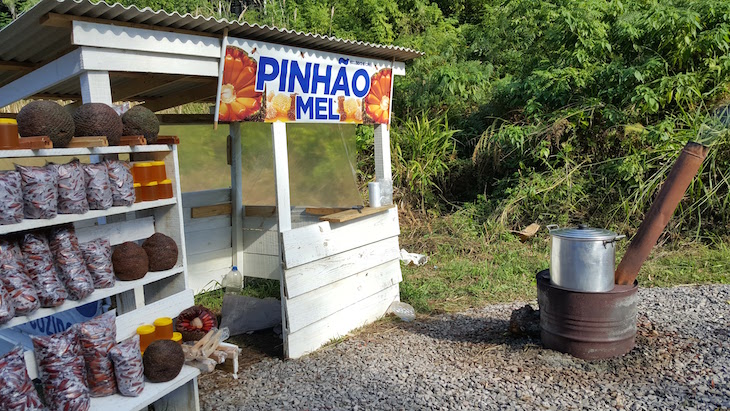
3;0;730;313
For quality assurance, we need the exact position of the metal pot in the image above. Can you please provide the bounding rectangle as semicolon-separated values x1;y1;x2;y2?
547;224;626;292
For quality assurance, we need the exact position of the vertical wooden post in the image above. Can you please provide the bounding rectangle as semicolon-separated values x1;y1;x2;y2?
229;123;245;268
271;121;291;357
374;124;393;205
79;70;112;105
272;122;291;232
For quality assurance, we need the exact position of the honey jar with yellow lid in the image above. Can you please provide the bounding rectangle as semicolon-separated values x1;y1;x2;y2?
150;161;167;182
157;179;173;199
0;118;19;150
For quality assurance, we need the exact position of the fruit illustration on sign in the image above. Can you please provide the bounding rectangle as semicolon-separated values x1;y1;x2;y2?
219;46;263;122
363;68;392;124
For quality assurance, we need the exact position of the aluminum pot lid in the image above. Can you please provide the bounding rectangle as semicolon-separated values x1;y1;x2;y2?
548;224;619;241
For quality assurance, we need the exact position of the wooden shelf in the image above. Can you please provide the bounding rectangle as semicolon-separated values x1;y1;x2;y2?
0;144;173;159
0;198;176;235
0;266;184;330
90;365;200;411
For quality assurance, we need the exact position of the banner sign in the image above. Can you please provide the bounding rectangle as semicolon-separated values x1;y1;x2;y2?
216;38;393;125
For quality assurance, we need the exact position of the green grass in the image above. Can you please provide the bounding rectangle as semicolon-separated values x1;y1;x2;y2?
193;210;730;317
193;278;281;316
398;212;730;314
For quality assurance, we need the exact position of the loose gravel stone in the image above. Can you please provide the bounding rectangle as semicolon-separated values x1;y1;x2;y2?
199;284;730;410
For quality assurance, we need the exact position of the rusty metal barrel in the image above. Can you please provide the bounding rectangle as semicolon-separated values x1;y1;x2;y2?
536;270;638;360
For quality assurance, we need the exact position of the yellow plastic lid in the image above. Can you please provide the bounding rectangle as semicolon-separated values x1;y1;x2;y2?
159;179;172;185
0;119;17;125
133;162;152;167
171;332;182;343
151;161;166;166
133;183;141;188
153;317;172;327
144;181;158;187
136;324;155;335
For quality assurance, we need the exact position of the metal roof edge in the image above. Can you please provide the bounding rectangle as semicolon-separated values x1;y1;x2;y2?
1;0;423;62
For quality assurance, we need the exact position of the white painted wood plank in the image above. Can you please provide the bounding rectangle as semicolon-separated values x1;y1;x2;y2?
243;216;277;231
285;284;399;359
188;267;229;294
186;226;231;255
80;46;219;77
374;124;393;182
241;253;280;280
188;247;232;271
93;366;200;411
80;70;112;105
115;289;194;340
148;147;189;294
285;236;400;298
0;48;83;107
0;267;184;331
286;259;401;333
25;353;199;411
282;207;400;269
0;199;176;236
72;21;221;58
181;188;232;208
183;214;231;233
230;123;245;268
243;228;279;255
150;374;200;411
392;61;406;77
0;144;172;159
272;123;291;232
75;216;155;246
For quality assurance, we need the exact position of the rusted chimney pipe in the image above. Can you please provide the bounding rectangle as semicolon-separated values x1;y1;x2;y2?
614;142;709;285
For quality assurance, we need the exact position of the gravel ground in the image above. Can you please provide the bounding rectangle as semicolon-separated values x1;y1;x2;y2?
199;284;730;410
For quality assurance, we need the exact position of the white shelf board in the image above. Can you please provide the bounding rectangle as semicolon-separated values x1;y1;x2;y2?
0;266;184;330
0;198;177;235
0;144;173;159
90;365;200;411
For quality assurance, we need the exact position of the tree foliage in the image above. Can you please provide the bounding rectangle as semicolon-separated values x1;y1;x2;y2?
3;0;729;238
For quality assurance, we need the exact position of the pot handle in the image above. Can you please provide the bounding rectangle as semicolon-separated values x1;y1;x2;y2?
546;224;559;232
603;234;627;246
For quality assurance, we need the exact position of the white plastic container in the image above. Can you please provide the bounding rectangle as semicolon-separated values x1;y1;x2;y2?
222;266;242;295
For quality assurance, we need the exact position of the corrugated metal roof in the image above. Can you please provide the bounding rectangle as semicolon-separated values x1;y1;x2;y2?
0;0;423;64
0;0;421;110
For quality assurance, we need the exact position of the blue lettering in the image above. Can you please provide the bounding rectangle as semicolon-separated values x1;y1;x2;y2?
297;96;314;120
315;97;328;120
278;59;288;92
56;318;64;333
256;56;279;92
30;320;38;330
311;64;332;95
331;67;350;96
328;98;339;120
352;69;370;98
289;61;311;93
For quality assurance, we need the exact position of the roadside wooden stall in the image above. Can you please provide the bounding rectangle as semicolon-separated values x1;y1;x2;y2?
0;0;420;408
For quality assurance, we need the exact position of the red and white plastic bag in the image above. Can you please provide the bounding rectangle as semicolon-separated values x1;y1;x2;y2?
21;232;67;307
108;334;145;397
52;159;89;215
0;238;39;316
48;225;94;301
105;160;135;206
79;237;115;289
15;165;58;219
0;346;47;411
0;170;24;225
82;163;113;210
32;326;90;411
78;311;117;397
